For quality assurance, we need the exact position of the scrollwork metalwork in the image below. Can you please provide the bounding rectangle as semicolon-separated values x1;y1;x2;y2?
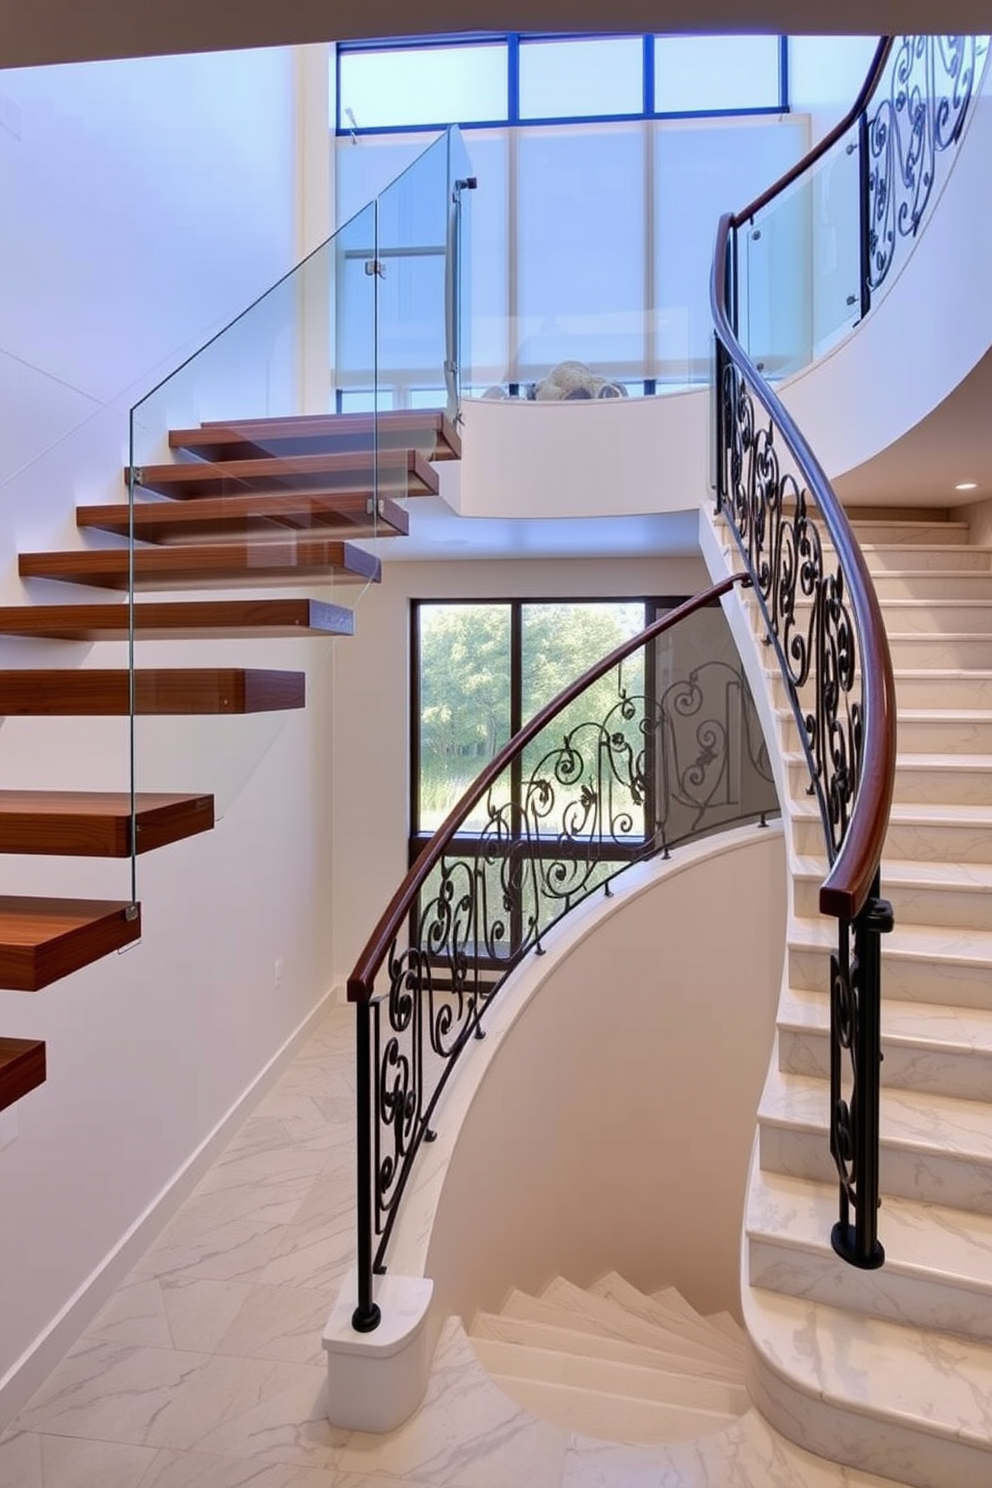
867;34;989;290
719;356;860;861
365;645;777;1272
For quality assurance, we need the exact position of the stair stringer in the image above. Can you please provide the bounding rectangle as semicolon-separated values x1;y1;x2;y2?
324;822;786;1430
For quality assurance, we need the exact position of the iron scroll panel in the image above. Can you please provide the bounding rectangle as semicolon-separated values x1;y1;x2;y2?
867;35;989;293
364;650;776;1280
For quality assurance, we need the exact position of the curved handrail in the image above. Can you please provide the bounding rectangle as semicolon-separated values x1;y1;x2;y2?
348;574;745;1000
710;217;896;922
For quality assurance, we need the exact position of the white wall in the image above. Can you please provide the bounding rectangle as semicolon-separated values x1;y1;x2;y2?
0;46;346;1423
330;554;711;986
424;828;786;1322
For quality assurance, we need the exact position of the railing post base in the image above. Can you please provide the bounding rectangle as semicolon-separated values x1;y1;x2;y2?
351;1301;382;1333
831;1221;885;1270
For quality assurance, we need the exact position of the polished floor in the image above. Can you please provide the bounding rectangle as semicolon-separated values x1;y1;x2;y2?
0;1000;911;1488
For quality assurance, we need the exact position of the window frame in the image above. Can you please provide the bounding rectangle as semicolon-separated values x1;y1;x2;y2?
336;32;790;136
409;594;689;866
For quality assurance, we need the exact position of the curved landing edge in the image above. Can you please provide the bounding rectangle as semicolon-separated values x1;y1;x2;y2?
337;1314;915;1488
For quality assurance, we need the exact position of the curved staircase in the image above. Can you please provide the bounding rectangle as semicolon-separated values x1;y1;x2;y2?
468;1272;748;1445
0;408;459;1113
717;507;992;1488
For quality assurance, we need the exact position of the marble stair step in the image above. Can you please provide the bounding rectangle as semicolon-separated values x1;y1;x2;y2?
586;1272;745;1361
470;1336;748;1414
845;520;971;545
700;1310;746;1348
746;1166;992;1343
768;668;992;711
777;983;992;1100
792;854;992;931
778;705;992;758
869;570;992;601
859;542;992;571
791;798;992;864
758;1065;992;1214
788;918;992;1010
743;1282;992;1488
784;750;992;808
886;634;992;669
469;1311;747;1382
483;1373;740;1446
876;600;992;635
503;1286;737;1365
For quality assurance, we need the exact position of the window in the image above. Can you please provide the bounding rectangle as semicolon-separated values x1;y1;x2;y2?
412;599;652;838
336;34;788;134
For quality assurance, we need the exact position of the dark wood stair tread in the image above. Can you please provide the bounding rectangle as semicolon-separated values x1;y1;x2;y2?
0;1037;46;1110
0;598;355;641
0;790;213;856
0;669;304;714
171;410;461;463
19;538;379;591
0;897;141;990
129;448;438;500
77;492;409;543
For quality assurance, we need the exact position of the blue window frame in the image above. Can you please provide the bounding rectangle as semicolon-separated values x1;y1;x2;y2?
335;32;789;135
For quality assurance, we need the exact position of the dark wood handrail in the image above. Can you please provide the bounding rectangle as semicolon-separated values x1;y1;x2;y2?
710;212;896;921
733;37;893;228
348;574;746;1000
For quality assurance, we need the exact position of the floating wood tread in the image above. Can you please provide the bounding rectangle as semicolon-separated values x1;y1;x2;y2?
0;598;355;641
77;492;409;543
19;538;380;591
0;1037;46;1111
0;790;214;857
0;669;304;715
171;409;461;462
129;448;438;500
0;897;141;991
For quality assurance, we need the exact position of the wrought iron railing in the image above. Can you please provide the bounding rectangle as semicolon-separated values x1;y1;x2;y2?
709;30;988;1268
348;580;778;1331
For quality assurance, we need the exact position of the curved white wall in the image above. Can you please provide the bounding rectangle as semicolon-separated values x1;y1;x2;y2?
421;826;786;1325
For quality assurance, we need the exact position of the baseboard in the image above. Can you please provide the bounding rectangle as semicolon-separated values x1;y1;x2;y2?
0;984;336;1431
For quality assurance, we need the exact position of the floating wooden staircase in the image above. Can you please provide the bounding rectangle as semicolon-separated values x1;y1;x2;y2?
0;408;461;1105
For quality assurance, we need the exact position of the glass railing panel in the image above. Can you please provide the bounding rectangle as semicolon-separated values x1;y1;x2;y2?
739;122;862;379
369;132;450;418
125;200;380;867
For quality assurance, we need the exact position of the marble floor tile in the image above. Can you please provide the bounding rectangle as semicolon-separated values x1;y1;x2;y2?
15;1341;327;1457
161;1279;258;1354
214;1284;333;1366
128;1189;311;1287
0;1429;159;1488
187;1371;347;1473
336;1321;568;1488
138;1448;336;1487
257;1180;354;1292
84;1277;174;1349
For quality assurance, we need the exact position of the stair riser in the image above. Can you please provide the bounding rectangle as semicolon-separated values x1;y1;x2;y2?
792;815;992;864
870;573;992;601
760;1123;992;1215
758;602;992;637
747;1232;992;1343
767;672;992;710
848;524;971;546
794;876;992;932
789;945;992;1011
861;544;992;571
746;1342;992;1488
888;637;992;669
778;1024;992;1102
787;760;991;808
781;713;992;757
